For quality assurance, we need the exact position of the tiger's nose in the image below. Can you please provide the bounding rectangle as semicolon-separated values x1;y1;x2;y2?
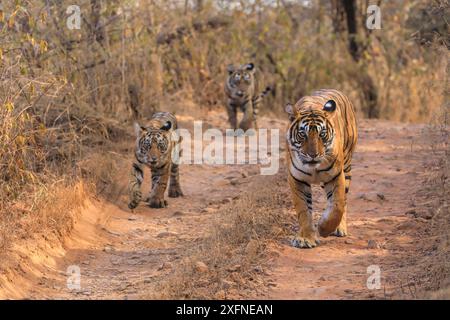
150;156;157;163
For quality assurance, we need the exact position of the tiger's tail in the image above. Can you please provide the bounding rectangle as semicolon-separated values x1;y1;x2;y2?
252;86;272;119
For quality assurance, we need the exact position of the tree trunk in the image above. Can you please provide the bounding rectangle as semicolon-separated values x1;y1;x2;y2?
342;0;360;62
333;0;379;118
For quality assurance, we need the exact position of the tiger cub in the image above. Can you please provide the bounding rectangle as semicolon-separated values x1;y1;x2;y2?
285;89;357;248
225;62;271;131
128;112;183;209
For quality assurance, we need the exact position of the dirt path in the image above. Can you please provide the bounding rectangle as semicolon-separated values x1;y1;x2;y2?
0;112;431;299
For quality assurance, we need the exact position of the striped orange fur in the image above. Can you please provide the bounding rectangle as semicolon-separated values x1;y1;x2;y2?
285;89;357;248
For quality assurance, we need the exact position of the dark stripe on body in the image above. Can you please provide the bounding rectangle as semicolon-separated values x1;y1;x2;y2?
317;158;337;173
290;157;312;176
289;172;311;188
324;170;342;185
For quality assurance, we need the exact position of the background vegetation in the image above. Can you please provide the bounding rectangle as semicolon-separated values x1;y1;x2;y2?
0;0;448;295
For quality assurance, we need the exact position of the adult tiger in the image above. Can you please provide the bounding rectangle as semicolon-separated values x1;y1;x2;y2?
128;112;183;209
225;62;271;130
285;89;357;248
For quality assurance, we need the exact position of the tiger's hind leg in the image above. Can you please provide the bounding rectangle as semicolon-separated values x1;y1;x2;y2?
331;165;352;237
318;170;346;237
168;162;183;198
128;163;144;209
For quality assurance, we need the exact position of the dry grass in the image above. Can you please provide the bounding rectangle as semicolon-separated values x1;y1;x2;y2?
422;102;450;298
0;0;448;297
156;173;293;299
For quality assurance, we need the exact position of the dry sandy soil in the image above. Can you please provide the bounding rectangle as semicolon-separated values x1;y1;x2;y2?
0;111;435;299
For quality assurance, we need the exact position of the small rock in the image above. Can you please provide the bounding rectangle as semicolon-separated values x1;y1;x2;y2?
158;262;173;271
201;207;215;214
230;179;240;186
253;265;264;273
172;211;184;217
358;192;385;202
405;209;417;217
128;216;138;221
398;221;416;230
82;261;90;266
221;198;232;204
345;239;354;245
241;172;248;178
156;231;178;238
367;239;379;249
194;261;209;273
422;211;433;220
103;245;115;253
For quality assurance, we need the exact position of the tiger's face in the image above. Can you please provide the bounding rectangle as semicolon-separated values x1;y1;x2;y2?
227;63;255;101
134;120;172;168
286;100;337;166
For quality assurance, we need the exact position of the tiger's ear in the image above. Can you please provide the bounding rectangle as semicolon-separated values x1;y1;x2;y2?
134;122;146;137
285;103;296;122
246;62;255;72
227;64;235;75
323;100;336;112
160;121;172;131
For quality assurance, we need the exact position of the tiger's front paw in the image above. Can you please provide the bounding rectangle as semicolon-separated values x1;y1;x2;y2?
291;236;320;249
148;197;168;208
128;191;142;209
168;187;183;198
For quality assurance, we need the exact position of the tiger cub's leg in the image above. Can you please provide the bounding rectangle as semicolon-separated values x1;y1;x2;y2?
288;176;319;248
239;101;254;131
128;163;144;209
332;166;352;237
227;102;238;130
318;170;346;237
168;162;183;198
148;164;170;208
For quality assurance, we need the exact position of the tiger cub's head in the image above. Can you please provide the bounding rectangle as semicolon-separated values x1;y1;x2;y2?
285;99;337;166
134;119;173;168
226;63;256;100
